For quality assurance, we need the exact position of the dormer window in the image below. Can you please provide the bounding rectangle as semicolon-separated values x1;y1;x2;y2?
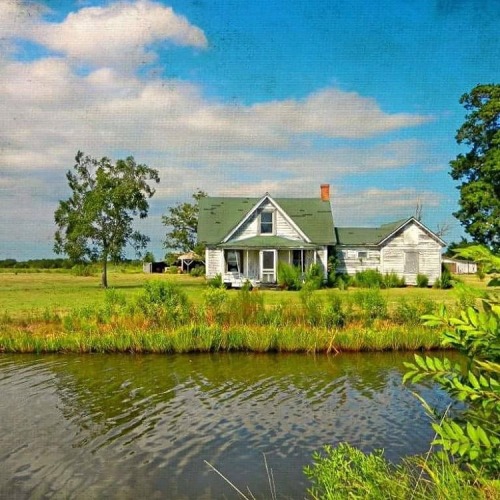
260;210;274;235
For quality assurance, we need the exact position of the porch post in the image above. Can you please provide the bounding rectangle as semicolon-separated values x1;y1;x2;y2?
245;250;249;277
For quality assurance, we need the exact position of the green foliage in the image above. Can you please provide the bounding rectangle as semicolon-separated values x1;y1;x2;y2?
299;284;324;326
450;84;500;252
189;265;205;277
162;189;207;255
305;443;496;500
416;273;429;288
351;269;384;288
323;293;346;328
305;263;325;290
383;271;406;288
207;273;223;288
54;151;159;287
404;296;500;477
71;264;96;277
203;286;229;324
137;280;190;326
277;262;302;290
454;245;500;287
434;266;453;289
353;289;387;321
394;297;435;325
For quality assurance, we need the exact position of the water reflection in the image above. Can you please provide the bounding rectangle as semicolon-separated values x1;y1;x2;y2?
0;352;454;499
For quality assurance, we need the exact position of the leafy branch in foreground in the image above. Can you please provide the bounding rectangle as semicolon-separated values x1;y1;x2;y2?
404;298;500;476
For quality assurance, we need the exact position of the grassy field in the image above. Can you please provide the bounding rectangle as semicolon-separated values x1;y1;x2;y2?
0;267;490;319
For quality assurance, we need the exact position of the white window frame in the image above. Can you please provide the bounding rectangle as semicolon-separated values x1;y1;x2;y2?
259;210;275;236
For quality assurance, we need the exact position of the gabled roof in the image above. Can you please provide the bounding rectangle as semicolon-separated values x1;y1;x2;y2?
198;195;336;246
336;217;445;247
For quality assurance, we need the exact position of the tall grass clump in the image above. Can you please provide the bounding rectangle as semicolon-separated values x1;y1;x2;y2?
351;269;384;288
383;271;405;288
416;273;429;288
203;286;229;324
277;262;302;290
323;292;346;328
352;289;387;322
305;443;496;500
393;297;436;325
227;286;265;325
136;280;191;326
299;284;324;326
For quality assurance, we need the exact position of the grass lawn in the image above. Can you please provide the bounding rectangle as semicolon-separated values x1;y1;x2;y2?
0;267;492;320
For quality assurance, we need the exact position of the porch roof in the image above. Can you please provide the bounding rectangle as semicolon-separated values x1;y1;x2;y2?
219;235;318;249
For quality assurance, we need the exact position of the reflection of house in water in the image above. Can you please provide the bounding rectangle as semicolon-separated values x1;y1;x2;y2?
197;184;445;287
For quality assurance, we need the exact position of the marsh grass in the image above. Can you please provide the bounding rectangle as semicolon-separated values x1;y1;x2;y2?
1;272;491;354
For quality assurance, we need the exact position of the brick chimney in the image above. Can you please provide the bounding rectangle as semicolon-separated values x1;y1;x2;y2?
320;184;330;201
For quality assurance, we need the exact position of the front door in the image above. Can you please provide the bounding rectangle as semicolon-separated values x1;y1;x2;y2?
260;250;277;283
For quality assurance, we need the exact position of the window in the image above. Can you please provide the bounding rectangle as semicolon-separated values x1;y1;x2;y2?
404;251;419;274
226;251;241;273
260;211;274;234
358;251;368;259
293;249;305;272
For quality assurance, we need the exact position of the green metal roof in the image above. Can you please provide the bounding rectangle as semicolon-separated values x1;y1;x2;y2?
220;236;318;249
335;219;409;246
198;196;336;246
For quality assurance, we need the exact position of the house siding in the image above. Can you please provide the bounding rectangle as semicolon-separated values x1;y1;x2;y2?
205;248;222;278
231;200;303;242
337;248;381;274
380;223;442;285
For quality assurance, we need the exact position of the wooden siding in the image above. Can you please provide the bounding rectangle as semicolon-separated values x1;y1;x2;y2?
381;223;442;285
336;248;381;274
336;222;442;285
205;248;222;277
231;200;304;242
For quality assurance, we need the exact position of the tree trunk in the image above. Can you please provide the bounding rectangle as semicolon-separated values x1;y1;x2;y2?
101;256;108;288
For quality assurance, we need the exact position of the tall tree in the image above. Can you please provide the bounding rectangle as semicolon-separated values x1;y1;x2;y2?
162;189;207;256
54;151;160;287
450;84;500;251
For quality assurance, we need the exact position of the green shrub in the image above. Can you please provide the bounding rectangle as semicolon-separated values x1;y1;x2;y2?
277;262;302;290
323;292;346;328
434;266;453;289
304;263;324;290
228;287;265;324
71;264;95;276
353;289;387;321
203;286;229;324
299;283;323;326
393;297;435;325
137;280;190;325
352;269;384;288
416;273;429;287
383;271;406;288
207;273;223;288
189;265;205;277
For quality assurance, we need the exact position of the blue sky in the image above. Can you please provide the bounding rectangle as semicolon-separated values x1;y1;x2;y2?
0;0;498;259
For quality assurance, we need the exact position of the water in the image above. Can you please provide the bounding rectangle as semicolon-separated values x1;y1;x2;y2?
0;352;451;499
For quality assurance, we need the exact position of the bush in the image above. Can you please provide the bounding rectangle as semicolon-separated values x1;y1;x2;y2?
189;265;205;277
203;286;229;324
72;264;95;276
137;280;191;325
351;269;384;288
393;297;435;325
304;263;324;290
433;267;453;289
353;289;387;321
383;271;405;288
277;262;302;290
323;293;346;328
207;273;223;288
416;273;429;288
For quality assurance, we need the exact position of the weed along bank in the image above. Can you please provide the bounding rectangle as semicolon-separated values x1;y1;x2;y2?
197;184;445;288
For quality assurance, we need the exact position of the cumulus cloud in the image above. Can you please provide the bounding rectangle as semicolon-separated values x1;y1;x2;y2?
4;0;207;70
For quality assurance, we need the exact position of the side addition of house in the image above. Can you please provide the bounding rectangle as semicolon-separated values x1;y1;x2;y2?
335;218;445;285
197;185;336;287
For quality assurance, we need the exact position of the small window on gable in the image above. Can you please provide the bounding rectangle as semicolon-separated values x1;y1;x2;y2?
260;211;274;235
358;251;368;259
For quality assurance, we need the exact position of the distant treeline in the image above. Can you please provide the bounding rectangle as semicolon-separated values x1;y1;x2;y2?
0;258;142;269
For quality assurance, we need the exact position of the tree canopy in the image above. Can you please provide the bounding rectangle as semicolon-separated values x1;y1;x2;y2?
162;189;207;257
450;84;500;251
54;151;160;287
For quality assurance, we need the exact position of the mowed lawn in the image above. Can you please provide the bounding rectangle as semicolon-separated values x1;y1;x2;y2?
0;268;491;319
